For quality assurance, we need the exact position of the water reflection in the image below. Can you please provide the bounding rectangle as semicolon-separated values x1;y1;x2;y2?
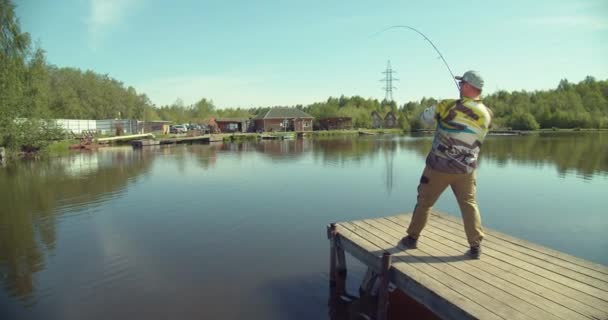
254;139;313;161
0;148;153;302
399;131;608;178
0;132;606;318
382;140;397;195
312;137;378;164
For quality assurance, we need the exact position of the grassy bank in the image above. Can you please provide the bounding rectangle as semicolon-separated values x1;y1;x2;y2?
223;133;260;142
47;139;79;156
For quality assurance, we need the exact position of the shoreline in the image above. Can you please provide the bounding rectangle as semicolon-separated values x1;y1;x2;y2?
1;128;605;162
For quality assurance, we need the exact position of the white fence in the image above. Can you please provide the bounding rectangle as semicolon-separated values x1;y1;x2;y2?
54;119;97;134
54;119;139;135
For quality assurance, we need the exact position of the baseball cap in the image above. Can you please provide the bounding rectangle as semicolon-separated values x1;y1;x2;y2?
455;70;484;90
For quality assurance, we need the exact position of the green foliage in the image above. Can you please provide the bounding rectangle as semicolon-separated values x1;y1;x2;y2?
155;98;253;124
12;119;66;152
507;112;540;130
397;112;410;131
46;139;79;156
484;77;608;129
45;67;151;120
1;0;30;148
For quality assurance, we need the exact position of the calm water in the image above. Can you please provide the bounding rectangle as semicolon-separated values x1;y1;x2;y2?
1;132;607;319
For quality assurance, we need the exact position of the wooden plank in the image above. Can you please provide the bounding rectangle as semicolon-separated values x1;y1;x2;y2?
420;213;608;293
385;215;608;314
96;133;154;142
349;220;562;320
365;217;598;320
430;211;608;284
335;224;502;320
430;210;608;277
338;224;503;319
339;222;527;320
390;213;608;299
379;216;608;320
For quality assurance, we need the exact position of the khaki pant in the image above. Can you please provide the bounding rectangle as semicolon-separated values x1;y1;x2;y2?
407;166;484;246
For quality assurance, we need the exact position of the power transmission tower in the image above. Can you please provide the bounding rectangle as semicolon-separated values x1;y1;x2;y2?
380;60;398;102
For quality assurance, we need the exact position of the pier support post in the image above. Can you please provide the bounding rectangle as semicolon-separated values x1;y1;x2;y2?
376;251;392;320
328;223;337;287
327;223;347;295
335;237;347;295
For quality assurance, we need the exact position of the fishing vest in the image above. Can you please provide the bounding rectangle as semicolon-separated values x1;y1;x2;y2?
426;98;492;174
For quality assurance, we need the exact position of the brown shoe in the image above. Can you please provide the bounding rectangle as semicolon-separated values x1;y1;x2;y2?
401;235;418;249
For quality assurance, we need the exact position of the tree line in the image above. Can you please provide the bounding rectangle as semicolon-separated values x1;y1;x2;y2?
146;76;608;132
2;0;607;154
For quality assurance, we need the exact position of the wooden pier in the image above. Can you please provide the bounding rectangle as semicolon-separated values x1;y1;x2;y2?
129;135;226;148
158;135;212;144
327;211;608;320
260;132;296;140
131;139;160;148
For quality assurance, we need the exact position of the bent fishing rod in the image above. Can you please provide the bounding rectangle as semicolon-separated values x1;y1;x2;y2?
372;25;461;92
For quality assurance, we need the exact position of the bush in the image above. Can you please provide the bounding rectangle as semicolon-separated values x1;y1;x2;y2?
398;115;410;131
6;119;67;154
507;112;540;131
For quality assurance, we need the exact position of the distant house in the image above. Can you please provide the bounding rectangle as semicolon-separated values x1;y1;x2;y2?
214;118;250;133
371;111;383;129
254;108;314;132
384;111;398;128
318;117;353;130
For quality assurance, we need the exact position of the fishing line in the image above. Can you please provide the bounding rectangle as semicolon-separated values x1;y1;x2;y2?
372;25;460;92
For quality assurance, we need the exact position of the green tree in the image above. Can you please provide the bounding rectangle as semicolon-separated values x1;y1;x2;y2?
23;46;51;118
508;112;540;130
0;0;31;149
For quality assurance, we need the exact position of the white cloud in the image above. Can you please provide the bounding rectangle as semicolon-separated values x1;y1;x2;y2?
528;15;608;30
88;0;138;49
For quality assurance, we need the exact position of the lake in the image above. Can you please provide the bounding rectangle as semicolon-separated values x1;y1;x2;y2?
1;132;607;319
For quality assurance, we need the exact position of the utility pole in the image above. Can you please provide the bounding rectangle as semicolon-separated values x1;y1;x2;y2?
380;60;398;102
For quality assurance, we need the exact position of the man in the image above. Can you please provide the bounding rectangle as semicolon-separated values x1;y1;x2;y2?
401;70;492;259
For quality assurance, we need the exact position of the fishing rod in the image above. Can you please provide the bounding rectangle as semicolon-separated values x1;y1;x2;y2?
372;25;461;92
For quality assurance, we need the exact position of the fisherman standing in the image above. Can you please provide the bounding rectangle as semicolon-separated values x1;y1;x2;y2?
401;70;492;259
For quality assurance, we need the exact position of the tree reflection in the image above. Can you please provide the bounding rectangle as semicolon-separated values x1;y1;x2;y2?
254;139;312;162
312;136;378;164
0;149;153;302
399;132;608;177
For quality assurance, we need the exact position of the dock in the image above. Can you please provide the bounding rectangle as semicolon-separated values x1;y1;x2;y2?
131;139;160;148
327;211;608;320
97;133;155;143
158;135;213;145
260;132;296;140
130;135;221;148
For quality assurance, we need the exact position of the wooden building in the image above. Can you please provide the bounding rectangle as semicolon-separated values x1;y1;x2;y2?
384;111;398;128
371;111;383;129
318;117;353;130
254;108;314;132
214;118;250;133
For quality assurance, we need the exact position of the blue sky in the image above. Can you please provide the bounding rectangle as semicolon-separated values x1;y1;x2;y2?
15;0;608;108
